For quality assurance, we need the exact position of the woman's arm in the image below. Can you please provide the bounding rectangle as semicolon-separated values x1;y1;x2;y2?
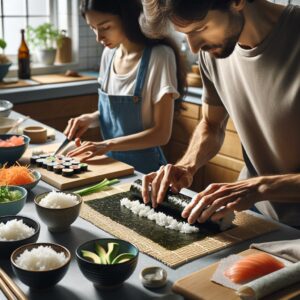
67;93;174;159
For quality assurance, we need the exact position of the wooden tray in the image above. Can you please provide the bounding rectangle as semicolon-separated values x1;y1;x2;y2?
21;143;134;190
31;74;96;84
172;249;300;300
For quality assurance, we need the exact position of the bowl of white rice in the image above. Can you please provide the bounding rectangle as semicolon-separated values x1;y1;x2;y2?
11;242;71;289
34;191;82;232
0;215;40;257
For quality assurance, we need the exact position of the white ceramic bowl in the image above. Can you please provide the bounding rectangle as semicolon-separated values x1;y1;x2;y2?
0;117;16;134
0;100;13;117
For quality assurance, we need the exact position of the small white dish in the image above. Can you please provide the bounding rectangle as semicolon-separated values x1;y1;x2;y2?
140;266;167;288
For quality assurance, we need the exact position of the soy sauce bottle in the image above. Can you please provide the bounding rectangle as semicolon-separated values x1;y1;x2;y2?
18;29;31;79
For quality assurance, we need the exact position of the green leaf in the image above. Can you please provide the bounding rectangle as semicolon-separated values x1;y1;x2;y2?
0;39;7;50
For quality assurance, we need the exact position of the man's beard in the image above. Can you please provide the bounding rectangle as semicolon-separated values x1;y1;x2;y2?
204;12;245;59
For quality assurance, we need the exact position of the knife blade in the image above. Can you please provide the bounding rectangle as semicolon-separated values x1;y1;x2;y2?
53;137;71;156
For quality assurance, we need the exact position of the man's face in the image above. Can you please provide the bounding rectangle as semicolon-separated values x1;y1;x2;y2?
172;9;244;58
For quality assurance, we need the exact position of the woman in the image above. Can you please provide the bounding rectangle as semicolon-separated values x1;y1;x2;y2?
64;0;186;174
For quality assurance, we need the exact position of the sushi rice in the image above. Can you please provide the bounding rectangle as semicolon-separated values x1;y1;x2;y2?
39;191;79;209
15;246;68;271
120;198;199;234
0;219;35;241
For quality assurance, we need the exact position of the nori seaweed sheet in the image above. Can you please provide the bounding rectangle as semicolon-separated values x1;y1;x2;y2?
85;190;224;251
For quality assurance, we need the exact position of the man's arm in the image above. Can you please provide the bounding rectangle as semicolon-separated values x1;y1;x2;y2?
143;102;229;207
177;102;229;176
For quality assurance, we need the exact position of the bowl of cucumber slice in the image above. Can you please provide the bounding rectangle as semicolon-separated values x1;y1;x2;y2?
75;238;139;289
0;186;27;216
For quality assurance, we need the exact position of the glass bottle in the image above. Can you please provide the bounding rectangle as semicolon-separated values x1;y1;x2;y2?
18;29;31;79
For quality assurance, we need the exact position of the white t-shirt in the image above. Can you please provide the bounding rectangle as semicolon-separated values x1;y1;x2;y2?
199;5;300;226
98;45;180;129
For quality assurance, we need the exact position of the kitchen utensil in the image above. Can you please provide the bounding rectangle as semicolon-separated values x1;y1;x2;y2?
53;137;70;156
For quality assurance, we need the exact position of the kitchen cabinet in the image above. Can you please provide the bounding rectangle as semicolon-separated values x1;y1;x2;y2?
14;94;102;141
163;102;245;192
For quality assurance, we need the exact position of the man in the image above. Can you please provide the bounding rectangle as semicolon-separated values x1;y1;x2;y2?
140;0;300;228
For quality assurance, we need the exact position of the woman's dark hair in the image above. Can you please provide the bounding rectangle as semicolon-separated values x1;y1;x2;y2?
80;0;186;101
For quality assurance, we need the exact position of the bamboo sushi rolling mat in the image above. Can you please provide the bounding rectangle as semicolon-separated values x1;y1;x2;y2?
80;183;279;268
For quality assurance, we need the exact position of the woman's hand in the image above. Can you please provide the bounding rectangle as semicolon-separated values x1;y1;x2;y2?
142;164;194;208
64;112;99;140
67;138;111;161
182;177;266;224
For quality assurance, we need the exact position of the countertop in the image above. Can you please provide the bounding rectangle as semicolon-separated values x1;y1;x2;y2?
1;112;298;300
0;72;202;105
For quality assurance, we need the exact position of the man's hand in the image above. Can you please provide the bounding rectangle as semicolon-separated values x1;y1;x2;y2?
142;164;194;208
182;177;265;224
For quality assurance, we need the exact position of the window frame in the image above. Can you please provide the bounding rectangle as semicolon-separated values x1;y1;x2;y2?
0;0;79;76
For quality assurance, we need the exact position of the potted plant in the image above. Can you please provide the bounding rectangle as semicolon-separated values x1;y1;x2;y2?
0;39;12;81
26;23;62;65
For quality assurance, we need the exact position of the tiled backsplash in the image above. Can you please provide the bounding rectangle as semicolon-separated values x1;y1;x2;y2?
77;0;299;71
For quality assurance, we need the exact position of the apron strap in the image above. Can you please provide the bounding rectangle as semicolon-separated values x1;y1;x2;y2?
133;47;152;98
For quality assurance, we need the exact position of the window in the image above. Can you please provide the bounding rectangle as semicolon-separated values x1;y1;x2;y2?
0;0;72;59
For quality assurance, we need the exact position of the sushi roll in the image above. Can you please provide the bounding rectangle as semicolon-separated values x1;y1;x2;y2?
53;164;64;174
79;163;88;172
45;156;56;162
39;154;50;159
62;168;74;177
70;165;81;174
62;157;72;162
47;162;56;171
36;158;45;167
71;160;80;165
42;160;49;169
30;155;40;164
63;162;73;168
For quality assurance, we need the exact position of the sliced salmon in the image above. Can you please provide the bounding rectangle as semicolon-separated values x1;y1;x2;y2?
224;252;284;283
0;136;24;147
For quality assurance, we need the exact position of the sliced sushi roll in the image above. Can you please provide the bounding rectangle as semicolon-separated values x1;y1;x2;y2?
62;168;74;177
30;155;40;164
39;154;50;159
53;164;64;174
36;159;45;167
47;162;56;171
70;165;81;174
63;162;73;168
79;163;88;172
62;157;72;162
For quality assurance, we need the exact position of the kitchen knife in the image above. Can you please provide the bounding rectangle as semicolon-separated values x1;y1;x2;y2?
53;137;71;156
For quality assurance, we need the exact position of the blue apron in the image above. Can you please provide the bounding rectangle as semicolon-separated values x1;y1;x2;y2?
98;47;167;174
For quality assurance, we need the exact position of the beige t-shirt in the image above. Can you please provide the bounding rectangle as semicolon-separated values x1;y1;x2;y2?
199;5;300;226
99;45;179;129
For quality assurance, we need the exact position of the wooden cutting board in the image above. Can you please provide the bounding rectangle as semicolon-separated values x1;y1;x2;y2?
21;143;134;190
0;80;35;89
172;249;300;300
31;74;96;84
